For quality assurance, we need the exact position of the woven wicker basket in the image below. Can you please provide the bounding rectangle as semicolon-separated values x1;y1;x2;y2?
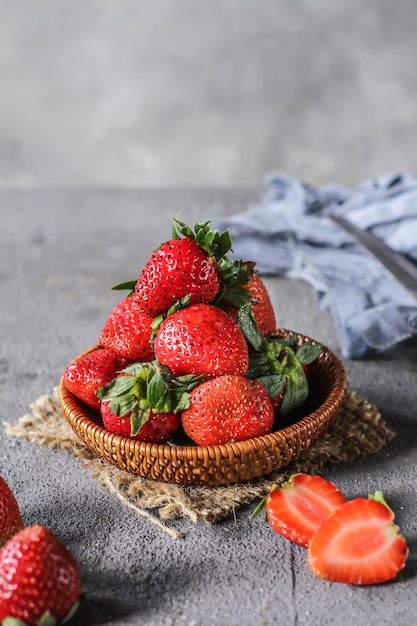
58;330;347;486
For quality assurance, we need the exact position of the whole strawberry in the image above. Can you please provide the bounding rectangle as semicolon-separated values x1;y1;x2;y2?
0;476;24;548
227;266;276;337
99;295;155;361
136;236;220;316
0;525;82;625
245;271;276;337
130;218;252;317
181;375;275;445
153;303;249;378
63;347;131;411
97;361;201;442
100;402;179;443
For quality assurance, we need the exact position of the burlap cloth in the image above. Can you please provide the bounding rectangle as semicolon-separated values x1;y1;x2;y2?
4;389;394;539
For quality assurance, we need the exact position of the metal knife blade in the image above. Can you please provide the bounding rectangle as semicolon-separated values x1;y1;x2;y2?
330;214;417;300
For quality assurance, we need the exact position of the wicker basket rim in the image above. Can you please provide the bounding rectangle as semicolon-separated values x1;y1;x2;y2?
59;330;347;462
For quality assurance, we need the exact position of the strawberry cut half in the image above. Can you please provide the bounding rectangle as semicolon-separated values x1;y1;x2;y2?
264;473;347;547
307;491;409;585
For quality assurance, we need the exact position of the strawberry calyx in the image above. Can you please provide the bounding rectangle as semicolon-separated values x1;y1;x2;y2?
112;218;252;309
239;307;324;417
97;361;203;436
173;217;252;309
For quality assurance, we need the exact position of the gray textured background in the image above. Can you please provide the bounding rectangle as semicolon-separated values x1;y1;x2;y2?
1;0;417;188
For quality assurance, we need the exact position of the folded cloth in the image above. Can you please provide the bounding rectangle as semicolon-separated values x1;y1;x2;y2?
213;172;417;358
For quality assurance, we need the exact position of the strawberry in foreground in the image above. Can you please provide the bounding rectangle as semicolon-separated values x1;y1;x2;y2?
153;303;249;378
130;218;251;317
181;375;275;445
307;491;409;585
99;295;155;361
97;361;202;442
63;347;131;411
0;525;82;625
0;476;24;548
264;474;347;547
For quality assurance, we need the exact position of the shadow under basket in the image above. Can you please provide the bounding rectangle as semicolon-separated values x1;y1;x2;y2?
58;330;348;487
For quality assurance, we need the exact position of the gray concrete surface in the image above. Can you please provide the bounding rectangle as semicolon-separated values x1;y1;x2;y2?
1;188;416;625
1;0;417;188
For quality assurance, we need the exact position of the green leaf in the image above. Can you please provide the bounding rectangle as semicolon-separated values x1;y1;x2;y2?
38;612;57;626
130;404;151;437
238;304;263;350
246;355;272;379
97;375;138;401
147;368;168;409
215;230;233;258
2;618;30;626
279;353;309;417
61;599;81;624
166;294;191;317
111;280;137;295
256;374;286;399
108;394;138;417
250;493;269;519
296;341;324;365
170;390;192;412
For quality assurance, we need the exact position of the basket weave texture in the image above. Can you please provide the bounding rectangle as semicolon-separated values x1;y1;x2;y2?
58;331;347;486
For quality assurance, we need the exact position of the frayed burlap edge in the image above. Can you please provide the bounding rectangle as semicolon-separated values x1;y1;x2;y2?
3;390;394;539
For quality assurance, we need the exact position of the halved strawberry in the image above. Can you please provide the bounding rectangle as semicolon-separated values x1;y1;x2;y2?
264;474;347;547
307;491;409;584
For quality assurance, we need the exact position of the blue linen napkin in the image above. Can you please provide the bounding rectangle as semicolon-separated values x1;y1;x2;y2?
213;172;417;358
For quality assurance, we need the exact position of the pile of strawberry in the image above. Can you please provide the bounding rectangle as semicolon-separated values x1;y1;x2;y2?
0;475;82;625
64;218;323;446
254;473;409;585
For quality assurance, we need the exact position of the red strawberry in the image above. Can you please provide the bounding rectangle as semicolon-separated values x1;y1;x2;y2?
307;491;409;584
97;361;200;443
129;218;252;317
181;375;275;445
265;474;347;547
136;236;220;316
153;303;249;378
228;268;276;337
245;271;276;337
99;295;155;361
0;476;24;548
101;401;179;443
0;525;82;625
63;347;131;411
